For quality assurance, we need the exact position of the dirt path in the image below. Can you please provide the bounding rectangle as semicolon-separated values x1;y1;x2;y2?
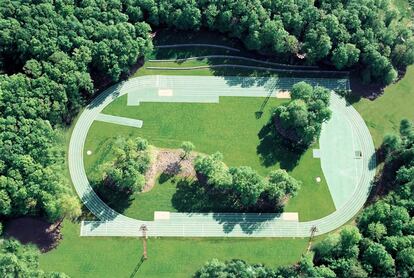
143;148;196;192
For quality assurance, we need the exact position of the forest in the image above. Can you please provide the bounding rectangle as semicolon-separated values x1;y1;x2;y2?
1;0;413;222
0;0;413;276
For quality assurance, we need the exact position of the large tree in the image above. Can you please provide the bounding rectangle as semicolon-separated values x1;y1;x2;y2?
0;239;69;278
273;82;331;148
103;137;150;193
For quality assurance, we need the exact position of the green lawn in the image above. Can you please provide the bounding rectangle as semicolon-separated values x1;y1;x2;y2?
354;66;414;147
39;220;310;278
85;96;335;221
125;178;177;220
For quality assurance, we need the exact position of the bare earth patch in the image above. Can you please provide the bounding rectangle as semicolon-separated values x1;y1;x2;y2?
143;148;196;192
276;90;291;99
4;217;62;253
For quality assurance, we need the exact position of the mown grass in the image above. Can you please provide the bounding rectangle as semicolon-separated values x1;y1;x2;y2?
39;220;310;278
354;66;414;147
85;96;335;221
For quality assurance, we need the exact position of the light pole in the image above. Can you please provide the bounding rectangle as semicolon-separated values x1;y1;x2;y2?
307;225;318;253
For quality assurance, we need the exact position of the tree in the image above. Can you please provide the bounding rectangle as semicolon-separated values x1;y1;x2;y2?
194;152;232;188
367;222;387;242
180;141;195;159
103;137;150;193
332;43;360;69
361;241;395;277
299;252;336;278
56;195;82;225
273;82;331;148
228;166;266;208
396;248;414;277
265;169;301;202
194;258;271;277
382;133;401;154
0;239;68;277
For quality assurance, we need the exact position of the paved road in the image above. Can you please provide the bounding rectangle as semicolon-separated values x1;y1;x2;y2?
68;75;375;237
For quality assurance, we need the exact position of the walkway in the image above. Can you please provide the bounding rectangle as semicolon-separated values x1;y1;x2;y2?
95;113;143;128
68;75;375;237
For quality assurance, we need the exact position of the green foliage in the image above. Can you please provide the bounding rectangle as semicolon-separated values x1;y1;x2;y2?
0;0;153;81
194;152;232;188
124;0;414;84
361;240;395;277
228;166;265;207
194;152;299;211
0;239;69;278
103;137;150;193
0;117;71;220
396;247;414;278
382;133;402;155
332;43;360;70
265;169;301;201
194;119;414;277
194;258;272;278
0;0;155;223
180;141;195;159
273;82;331;148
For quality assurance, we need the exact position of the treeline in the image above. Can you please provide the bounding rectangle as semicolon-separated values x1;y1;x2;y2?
0;0;153;222
125;0;414;84
0;239;68;277
0;0;412;222
194;152;301;211
193;119;414;277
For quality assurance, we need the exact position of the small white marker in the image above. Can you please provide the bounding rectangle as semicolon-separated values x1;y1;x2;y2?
87;150;92;155
316;177;321;183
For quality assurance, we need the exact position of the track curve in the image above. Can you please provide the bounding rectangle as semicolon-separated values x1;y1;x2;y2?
69;75;375;237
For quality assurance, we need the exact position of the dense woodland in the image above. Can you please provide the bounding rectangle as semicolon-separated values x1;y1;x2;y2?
1;0;413;222
0;0;413;276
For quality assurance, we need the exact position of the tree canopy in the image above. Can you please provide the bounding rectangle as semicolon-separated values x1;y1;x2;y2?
194;152;300;211
0;0;412;224
273;81;331;148
0;239;68;278
103;137;151;194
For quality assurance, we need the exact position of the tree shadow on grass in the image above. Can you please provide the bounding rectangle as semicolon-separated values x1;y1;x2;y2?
4;217;62;253
171;179;214;213
256;121;303;171
171;179;281;234
91;181;134;215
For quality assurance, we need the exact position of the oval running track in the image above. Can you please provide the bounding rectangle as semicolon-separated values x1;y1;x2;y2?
69;76;376;237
